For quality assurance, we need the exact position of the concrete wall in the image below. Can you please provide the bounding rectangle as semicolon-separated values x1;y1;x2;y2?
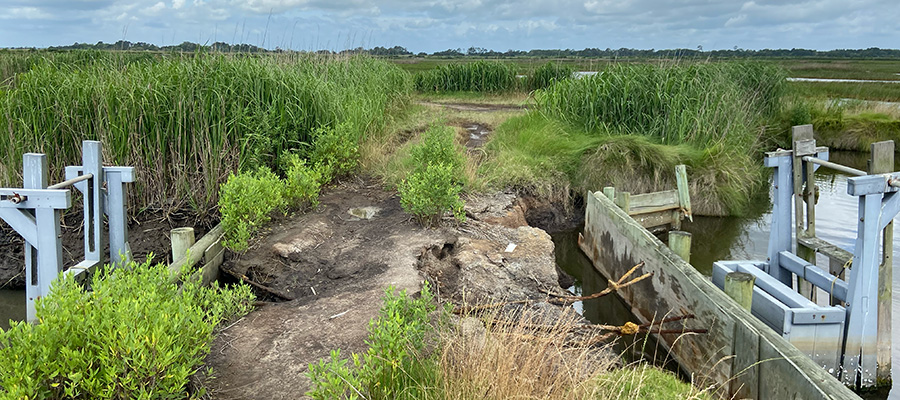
578;191;860;399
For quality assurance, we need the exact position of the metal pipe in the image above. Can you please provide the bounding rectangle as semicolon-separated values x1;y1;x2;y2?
802;156;866;177
47;173;93;190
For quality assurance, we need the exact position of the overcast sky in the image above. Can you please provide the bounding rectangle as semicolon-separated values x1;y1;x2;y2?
1;0;897;52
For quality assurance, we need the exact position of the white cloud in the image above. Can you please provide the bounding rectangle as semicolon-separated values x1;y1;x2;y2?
1;7;54;20
141;1;166;15
172;0;185;9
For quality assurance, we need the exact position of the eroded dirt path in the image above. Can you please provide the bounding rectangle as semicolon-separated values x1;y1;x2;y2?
204;180;564;399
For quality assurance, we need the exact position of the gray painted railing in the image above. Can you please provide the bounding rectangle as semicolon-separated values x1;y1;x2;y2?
0;141;133;322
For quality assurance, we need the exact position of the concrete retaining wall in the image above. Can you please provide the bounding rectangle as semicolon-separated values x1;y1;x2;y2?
578;191;859;399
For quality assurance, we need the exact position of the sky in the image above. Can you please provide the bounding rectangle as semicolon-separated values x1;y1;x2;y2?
1;0;898;52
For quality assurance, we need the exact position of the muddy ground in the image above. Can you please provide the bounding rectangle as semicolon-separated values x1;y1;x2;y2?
203;178;574;399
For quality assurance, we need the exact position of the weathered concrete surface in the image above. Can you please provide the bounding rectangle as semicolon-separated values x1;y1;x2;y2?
578;191;860;399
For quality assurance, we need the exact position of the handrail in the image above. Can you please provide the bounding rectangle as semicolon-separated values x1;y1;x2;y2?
801;156;866;177
47;173;93;190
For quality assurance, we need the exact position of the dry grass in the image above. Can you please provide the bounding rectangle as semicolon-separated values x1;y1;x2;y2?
438;306;711;400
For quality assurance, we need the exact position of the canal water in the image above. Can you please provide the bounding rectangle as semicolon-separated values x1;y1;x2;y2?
553;150;897;397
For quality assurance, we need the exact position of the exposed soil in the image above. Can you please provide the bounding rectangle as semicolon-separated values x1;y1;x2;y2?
417;100;528;113
0;211;214;289
204;180;568;399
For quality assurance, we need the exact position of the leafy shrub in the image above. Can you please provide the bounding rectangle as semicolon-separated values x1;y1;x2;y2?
399;126;466;227
281;154;324;209
528;62;574;91
0;260;255;399
307;284;440;400
399;162;466;227
308;122;360;181
219;167;286;251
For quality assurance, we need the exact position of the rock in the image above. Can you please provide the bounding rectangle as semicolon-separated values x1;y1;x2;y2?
464;192;528;229
348;206;380;220
418;221;560;303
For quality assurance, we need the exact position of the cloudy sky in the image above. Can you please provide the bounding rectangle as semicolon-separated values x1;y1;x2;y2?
1;0;897;52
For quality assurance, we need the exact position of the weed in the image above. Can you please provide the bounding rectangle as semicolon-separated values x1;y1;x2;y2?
219;167;286;251
398;126;466;227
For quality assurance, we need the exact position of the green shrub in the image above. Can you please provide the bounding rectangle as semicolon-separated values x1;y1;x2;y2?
281;154;324;209
307;284;441;400
0;260;255;399
219;167;286;251
308;122;360;181
399;126;466;227
399;162;466;227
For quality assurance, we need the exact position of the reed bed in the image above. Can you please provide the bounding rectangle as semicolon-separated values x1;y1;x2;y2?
415;60;517;93
536;62;786;149
0;51;411;215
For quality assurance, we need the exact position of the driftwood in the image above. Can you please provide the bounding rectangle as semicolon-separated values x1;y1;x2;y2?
549;261;652;304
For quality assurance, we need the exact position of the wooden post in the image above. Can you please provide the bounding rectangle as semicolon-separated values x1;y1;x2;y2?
725;272;756;312
602;186;615;201
668;231;692;263
615;191;631;213
869;140;893;384
674;164;692;222
792;125;816;299
171;228;195;263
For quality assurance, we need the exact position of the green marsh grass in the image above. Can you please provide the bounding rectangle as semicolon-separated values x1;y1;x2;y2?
415;60;517;93
0;52;411;215
484;62;786;215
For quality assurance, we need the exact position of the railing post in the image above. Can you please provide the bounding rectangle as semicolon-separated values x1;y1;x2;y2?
765;151;793;286
792;125;816;299
105;168;133;266
82;141;104;269
22;153;65;323
869;140;894;384
844;175;885;387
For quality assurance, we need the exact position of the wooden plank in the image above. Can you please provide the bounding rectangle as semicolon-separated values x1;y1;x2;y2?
731;322;760;399
869;140;894;384
798;236;852;266
631;209;674;229
629;189;677;209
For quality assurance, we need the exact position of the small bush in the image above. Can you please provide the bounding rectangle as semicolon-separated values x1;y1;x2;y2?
309;122;360;181
281;154;324;209
219;167;286;251
307;284;440;400
0;260;255;399
399;162;466;227
399;126;466;227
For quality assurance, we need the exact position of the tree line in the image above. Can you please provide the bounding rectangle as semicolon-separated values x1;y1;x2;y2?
23;41;900;59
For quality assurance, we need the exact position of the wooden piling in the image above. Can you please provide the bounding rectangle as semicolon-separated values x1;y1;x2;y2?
725;272;756;312
614;191;630;213
171;227;195;262
602;186;615;201
668;231;692;263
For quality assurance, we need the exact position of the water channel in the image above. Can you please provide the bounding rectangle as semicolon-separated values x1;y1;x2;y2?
553;150;897;398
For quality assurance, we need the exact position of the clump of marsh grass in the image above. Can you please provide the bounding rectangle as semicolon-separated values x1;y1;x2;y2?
415;60;517;93
0;52;411;215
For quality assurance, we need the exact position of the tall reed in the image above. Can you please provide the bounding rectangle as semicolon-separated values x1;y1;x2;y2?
415;60;517;92
536;62;786;149
0;52;411;215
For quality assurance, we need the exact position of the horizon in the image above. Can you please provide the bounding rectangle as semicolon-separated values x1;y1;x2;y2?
2;1;898;53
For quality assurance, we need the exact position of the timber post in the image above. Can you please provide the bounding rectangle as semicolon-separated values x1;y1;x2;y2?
724;272;755;311
868;140;893;384
667;230;692;263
